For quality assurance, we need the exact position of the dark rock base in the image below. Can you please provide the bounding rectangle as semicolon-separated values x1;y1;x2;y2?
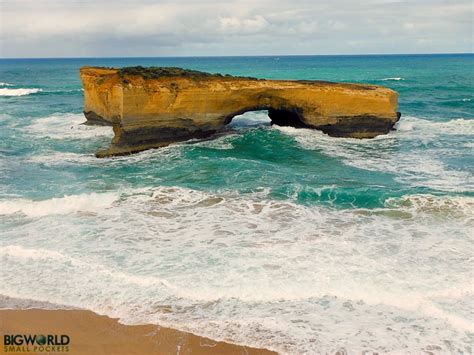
89;111;402;157
83;111;112;126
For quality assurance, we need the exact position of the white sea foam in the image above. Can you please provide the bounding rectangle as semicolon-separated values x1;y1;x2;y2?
0;82;13;86
274;117;474;193
27;152;100;166
384;194;474;219
0;88;42;96
27;113;113;139
0;245;175;289
396;116;474;135
0;245;67;260
381;77;404;81
27;143;183;167
47;88;84;94
0;295;78;310
0;192;118;217
1;186;472;353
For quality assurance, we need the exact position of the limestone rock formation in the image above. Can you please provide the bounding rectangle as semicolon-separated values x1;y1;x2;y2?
80;66;400;157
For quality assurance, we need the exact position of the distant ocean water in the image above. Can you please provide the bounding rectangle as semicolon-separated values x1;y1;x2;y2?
0;54;473;353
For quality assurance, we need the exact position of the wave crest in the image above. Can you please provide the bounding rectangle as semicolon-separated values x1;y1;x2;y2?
384;194;474;219
0;192;118;217
28;113;113;139
395;116;474;135
1;186;472;353
0;88;42;96
274;117;474;193
381;77;404;81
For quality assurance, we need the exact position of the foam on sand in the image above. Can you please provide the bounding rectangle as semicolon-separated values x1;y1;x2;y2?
0;308;276;354
1;186;472;353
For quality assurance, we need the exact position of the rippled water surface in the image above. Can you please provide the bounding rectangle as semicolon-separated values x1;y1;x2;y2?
0;55;473;353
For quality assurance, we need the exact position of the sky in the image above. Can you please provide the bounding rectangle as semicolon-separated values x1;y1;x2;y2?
0;0;472;58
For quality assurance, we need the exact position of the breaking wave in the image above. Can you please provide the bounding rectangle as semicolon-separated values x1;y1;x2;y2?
274;116;474;193
384;194;474;218
26;152;99;166
381;77;404;81
27;113;113;139
0;192;118;217
1;186;472;353
395;116;474;135
0;88;43;96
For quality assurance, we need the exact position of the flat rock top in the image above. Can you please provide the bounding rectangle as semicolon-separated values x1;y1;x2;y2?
119;66;256;80
80;66;383;91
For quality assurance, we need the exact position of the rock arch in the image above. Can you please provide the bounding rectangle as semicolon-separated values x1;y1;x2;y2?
80;66;400;157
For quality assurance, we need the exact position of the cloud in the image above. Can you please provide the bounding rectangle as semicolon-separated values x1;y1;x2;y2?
219;15;270;34
0;0;472;57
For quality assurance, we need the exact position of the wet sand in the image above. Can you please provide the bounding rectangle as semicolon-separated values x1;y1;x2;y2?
0;309;277;354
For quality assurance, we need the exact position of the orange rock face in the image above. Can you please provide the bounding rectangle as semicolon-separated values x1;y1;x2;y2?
80;66;400;157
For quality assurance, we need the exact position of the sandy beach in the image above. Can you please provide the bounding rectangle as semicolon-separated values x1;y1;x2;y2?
0;309;276;355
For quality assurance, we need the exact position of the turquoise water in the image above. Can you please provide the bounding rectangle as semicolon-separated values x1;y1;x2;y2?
0;55;473;353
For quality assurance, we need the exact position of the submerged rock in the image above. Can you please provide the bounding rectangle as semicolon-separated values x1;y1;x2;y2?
80;66;400;157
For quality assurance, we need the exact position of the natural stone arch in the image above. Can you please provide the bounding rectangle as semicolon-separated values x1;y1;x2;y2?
80;66;400;157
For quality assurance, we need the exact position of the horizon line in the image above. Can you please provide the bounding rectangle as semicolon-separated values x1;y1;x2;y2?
1;52;473;60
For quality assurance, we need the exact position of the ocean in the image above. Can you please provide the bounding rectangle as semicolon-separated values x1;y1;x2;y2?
0;54;473;353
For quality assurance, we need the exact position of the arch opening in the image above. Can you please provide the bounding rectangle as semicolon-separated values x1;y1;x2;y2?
225;107;308;129
227;110;270;129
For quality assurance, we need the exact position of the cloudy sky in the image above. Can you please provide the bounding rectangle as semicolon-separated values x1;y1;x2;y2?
0;0;472;57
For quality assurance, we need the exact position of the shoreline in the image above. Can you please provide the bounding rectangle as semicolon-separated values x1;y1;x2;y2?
0;295;276;354
0;308;277;354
